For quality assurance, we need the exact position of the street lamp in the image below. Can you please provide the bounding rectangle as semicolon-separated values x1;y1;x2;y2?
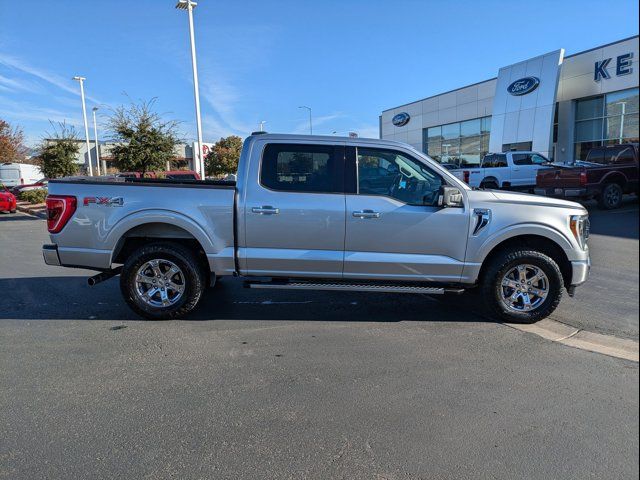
259;120;266;132
176;0;205;179
92;107;103;175
72;76;93;176
299;106;312;134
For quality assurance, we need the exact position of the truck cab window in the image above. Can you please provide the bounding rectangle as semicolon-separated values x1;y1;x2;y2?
261;143;342;193
512;154;532;166
482;154;507;168
531;154;549;165
356;147;443;206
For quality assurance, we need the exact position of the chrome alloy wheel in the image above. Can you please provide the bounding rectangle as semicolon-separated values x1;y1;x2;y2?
499;264;549;312
135;259;185;308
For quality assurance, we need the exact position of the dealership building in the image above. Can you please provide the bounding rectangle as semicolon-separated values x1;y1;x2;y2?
380;35;639;166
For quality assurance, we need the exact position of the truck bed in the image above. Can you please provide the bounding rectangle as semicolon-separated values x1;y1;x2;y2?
46;177;237;274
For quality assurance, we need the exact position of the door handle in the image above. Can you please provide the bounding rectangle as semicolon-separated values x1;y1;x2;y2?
352;210;381;219
252;206;280;215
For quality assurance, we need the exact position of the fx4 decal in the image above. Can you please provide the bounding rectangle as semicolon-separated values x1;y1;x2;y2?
83;196;124;207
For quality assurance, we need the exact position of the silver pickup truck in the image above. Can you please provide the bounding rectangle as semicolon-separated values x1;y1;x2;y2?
43;133;590;323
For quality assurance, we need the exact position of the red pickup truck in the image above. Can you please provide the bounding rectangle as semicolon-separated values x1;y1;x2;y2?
535;143;639;209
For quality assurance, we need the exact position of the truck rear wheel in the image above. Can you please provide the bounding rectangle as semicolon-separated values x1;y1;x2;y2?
120;242;206;320
598;183;623;209
481;249;563;323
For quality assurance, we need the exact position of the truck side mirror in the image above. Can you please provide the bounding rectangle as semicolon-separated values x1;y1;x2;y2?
438;186;464;208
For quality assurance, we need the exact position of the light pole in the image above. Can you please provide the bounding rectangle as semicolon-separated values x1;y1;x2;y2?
176;0;205;179
299;106;312;134
259;120;266;132
72;76;93;176
92;107;103;175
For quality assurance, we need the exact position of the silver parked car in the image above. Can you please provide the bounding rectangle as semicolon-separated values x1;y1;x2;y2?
42;133;590;322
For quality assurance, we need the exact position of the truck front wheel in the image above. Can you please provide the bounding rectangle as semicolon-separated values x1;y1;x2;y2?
481;249;563;323
120;242;206;320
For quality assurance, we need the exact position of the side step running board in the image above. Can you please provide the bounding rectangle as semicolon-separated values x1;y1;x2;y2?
246;281;464;295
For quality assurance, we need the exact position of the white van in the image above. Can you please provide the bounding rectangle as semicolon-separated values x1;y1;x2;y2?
0;163;43;188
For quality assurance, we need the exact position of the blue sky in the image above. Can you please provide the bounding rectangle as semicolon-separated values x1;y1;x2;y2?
0;0;638;147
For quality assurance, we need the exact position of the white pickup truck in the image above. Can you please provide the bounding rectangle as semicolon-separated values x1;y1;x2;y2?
453;151;551;190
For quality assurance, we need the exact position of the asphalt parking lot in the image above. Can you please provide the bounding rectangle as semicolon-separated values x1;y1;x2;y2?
1;201;638;479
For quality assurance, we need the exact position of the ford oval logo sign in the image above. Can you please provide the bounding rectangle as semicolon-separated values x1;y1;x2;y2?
507;77;540;96
392;112;410;127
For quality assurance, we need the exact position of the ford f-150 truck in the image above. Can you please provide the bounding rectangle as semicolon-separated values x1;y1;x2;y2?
42;134;590;323
453;151;551;190
535;143;639;209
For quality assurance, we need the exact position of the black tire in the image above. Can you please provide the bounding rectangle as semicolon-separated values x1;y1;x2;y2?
598;183;623;210
480;249;563;323
481;180;499;190
120;242;207;320
10;209;16;213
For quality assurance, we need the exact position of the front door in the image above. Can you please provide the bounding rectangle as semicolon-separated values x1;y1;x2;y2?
344;146;470;282
243;142;346;278
511;153;548;187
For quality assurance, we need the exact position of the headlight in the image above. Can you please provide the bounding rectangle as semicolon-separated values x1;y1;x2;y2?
570;214;589;250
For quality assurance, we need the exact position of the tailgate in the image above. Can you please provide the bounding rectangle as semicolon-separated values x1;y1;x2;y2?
536;166;583;188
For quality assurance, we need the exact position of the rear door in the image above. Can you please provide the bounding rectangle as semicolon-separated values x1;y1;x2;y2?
343;145;470;283
242;142;346;278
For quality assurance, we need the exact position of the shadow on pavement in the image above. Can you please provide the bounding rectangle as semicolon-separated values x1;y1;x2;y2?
0;276;491;324
583;196;638;240
0;213;42;222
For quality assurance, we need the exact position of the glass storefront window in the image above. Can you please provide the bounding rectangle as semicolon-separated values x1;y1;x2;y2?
423;116;491;167
427;126;442;140
576;97;603;120
441;123;460;140
574;88;640;160
460;119;480;137
575;119;604;142
605;88;639;116
481;116;491;135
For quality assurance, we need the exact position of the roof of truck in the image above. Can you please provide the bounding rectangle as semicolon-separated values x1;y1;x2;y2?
245;133;404;147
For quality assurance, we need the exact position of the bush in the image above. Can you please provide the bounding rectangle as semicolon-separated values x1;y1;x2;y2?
20;189;47;204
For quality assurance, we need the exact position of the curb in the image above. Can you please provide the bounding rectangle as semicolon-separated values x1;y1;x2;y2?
15;203;47;219
506;319;639;362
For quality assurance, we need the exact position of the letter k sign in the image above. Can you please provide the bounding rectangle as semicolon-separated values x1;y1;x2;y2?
594;58;611;81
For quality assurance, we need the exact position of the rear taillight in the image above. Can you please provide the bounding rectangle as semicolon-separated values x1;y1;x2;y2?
579;171;587;186
463;171;470;184
45;195;77;233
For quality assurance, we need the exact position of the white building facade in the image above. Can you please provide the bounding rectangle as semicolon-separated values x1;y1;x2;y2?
380;36;639;166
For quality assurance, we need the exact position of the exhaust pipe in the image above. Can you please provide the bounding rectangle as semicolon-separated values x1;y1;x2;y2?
88;266;122;286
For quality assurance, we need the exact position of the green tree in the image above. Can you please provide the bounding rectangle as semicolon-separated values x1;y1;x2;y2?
205;135;243;177
37;122;79;178
107;99;181;175
0;119;28;162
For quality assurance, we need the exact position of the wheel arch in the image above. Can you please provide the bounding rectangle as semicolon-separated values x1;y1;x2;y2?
109;215;212;282
600;172;628;188
478;234;573;288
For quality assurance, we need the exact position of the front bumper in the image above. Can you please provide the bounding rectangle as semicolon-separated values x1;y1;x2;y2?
570;258;590;286
42;244;61;266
